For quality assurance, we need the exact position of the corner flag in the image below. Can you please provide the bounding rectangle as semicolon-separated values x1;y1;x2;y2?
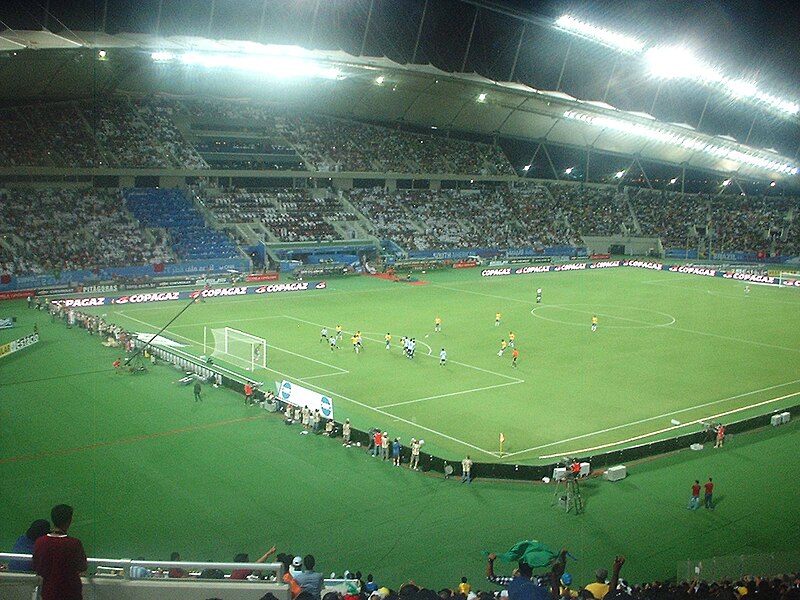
499;432;505;454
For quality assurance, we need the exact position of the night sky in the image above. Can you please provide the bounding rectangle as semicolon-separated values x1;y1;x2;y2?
1;0;798;158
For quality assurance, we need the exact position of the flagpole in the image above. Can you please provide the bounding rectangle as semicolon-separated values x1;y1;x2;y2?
499;433;504;456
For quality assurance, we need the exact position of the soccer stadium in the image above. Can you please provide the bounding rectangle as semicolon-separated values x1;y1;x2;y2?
1;1;799;599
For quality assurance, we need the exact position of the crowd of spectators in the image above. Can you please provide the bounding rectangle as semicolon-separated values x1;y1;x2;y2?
203;188;356;243
0;188;174;275
544;183;630;241
0;97;206;169
280;114;515;175
629;189;800;255
0;94;512;176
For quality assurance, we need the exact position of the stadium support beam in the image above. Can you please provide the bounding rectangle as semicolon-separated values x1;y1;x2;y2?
361;0;376;57
650;80;664;115
155;0;163;36
308;0;321;47
635;157;654;189
541;144;560;180
744;114;758;145
207;0;216;38
461;7;479;72
696;93;711;130
509;23;526;81
556;39;572;91
585;147;591;183
258;0;269;42
101;0;109;33
603;55;619;103
411;0;428;63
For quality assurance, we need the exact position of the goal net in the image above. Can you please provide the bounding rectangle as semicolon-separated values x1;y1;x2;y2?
209;327;267;371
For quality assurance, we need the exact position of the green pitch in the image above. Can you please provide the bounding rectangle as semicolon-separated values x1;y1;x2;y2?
1;267;800;588
88;267;800;464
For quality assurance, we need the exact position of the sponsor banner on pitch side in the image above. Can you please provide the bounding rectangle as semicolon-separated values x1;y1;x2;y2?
278;380;334;420
50;281;327;307
480;260;798;288
0;332;39;359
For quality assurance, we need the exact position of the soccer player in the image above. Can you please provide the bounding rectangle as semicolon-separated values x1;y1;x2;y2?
744;285;750;296
508;332;515;348
495;312;501;327
511;347;519;368
351;334;360;353
536;288;542;303
497;339;507;356
434;317;442;333
409;338;416;358
440;348;447;366
335;324;343;339
320;326;328;342
591;315;598;332
356;331;363;352
329;335;338;351
385;332;392;350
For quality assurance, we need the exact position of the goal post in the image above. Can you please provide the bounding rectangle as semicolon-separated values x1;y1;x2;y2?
208;327;267;371
778;272;800;288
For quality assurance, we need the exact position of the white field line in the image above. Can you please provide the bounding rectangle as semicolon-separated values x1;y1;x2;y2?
284;315;523;383
500;377;800;459
665;324;800;354
378;380;524;409
532;304;675;327
537;389;800;460
115;312;498;457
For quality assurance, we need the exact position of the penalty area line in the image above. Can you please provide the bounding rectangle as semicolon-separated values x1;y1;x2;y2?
377;380;524;409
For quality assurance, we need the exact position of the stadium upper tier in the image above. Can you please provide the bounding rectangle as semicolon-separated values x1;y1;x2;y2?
0;32;796;180
0;95;514;176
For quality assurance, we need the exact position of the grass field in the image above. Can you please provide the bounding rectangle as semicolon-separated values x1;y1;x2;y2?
1;266;800;588
77;267;800;464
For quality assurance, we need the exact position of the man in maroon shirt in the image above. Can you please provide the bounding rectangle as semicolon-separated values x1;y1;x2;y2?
704;478;715;510
688;480;701;510
33;504;88;600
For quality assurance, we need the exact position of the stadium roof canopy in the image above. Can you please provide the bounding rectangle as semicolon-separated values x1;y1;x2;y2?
0;29;797;180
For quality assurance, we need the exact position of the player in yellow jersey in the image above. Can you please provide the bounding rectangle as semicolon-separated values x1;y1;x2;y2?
384;333;392;350
351;334;360;353
434;316;442;333
591;315;598;332
495;312;501;327
497;339;507;356
336;324;343;339
508;332;515;348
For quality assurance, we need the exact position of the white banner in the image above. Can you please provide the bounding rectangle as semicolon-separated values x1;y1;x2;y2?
277;380;334;420
0;332;39;359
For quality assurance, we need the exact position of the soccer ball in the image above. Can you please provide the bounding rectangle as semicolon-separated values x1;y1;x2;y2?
424;334;429;338
419;439;425;446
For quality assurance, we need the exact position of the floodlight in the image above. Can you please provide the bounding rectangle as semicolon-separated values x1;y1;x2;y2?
151;51;175;62
561;109;799;176
178;52;340;80
615;170;625;179
722;179;731;186
522;165;531;171
669;177;678;185
477;92;487;102
98;50;107;58
645;46;722;81
554;15;645;53
770;181;777;187
375;75;385;85
564;167;574;175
